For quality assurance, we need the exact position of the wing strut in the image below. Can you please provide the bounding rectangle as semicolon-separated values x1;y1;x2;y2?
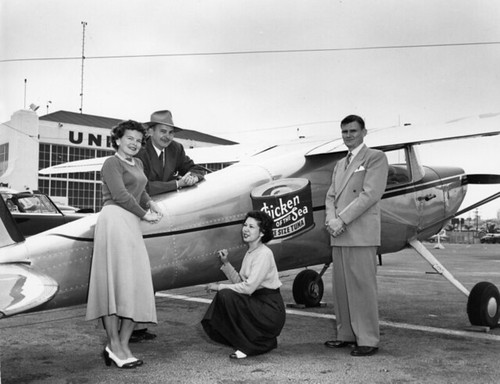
409;239;469;297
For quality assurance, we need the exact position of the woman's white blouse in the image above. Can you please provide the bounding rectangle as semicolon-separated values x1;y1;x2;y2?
219;245;282;295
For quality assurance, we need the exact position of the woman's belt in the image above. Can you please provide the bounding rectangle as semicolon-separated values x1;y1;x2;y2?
252;287;280;296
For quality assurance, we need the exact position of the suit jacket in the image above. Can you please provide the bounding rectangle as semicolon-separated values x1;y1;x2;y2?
136;139;205;195
325;144;388;247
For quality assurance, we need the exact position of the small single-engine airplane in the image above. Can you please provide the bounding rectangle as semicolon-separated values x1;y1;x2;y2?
2;113;500;330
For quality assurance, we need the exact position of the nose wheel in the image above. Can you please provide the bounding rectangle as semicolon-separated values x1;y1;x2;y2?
467;281;500;328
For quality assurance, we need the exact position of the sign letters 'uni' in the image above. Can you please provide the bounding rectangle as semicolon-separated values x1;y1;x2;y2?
251;178;314;239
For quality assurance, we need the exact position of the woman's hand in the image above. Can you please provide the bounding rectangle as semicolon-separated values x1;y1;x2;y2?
217;249;229;265
149;201;164;217
205;283;219;293
142;211;162;224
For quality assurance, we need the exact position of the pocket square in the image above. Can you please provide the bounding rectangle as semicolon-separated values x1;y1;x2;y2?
354;165;366;172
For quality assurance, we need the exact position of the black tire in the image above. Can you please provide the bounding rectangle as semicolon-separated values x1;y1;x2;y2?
467;282;500;328
292;269;324;307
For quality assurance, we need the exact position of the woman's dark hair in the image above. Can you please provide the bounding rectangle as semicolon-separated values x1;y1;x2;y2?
245;210;274;243
110;120;147;150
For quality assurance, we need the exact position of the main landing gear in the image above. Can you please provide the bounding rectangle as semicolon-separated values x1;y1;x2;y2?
292;264;329;307
410;239;500;328
292;241;500;328
467;282;500;328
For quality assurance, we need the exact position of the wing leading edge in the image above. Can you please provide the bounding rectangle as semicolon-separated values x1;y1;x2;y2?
306;112;500;156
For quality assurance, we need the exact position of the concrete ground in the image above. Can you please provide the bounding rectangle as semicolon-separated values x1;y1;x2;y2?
1;243;500;384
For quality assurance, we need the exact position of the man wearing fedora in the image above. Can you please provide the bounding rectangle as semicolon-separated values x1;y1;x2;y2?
131;110;204;343
136;110;205;196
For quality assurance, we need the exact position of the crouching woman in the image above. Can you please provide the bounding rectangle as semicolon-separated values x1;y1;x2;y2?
201;210;286;359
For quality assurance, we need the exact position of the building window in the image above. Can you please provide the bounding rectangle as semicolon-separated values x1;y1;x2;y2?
69;181;96;211
50;180;67;197
199;162;234;172
39;143;51;170
0;143;9;177
38;143;113;212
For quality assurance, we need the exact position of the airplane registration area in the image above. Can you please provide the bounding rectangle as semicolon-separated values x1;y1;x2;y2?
1;244;499;384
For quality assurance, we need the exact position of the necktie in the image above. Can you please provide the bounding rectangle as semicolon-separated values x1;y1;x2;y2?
345;152;352;170
159;151;164;169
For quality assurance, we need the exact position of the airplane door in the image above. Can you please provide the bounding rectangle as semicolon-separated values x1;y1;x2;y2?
415;166;445;233
381;148;419;253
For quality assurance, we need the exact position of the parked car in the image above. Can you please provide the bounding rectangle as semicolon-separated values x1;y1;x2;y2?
0;188;92;237
480;233;500;244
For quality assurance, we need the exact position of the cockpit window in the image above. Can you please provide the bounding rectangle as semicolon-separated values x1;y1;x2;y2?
384;148;411;187
387;164;410;186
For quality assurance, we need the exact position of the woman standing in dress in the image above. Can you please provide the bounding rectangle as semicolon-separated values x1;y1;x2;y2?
86;120;163;368
202;210;286;359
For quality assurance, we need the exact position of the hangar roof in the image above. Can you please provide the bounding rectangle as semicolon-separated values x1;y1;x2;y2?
40;110;237;145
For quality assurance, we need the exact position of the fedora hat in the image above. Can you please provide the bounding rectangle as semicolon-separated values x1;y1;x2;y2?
144;110;182;131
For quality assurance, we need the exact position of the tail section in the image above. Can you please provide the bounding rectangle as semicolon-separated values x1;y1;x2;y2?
0;196;59;318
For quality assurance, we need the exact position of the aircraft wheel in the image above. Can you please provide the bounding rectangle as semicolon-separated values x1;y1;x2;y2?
292;269;324;307
467;282;500;328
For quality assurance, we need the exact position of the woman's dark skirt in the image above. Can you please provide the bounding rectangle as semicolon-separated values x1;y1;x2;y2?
201;288;286;356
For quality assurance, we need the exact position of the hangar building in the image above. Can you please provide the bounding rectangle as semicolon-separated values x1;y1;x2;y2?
0;109;236;212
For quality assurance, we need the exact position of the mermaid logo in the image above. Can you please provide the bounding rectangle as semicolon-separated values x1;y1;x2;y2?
250;178;314;239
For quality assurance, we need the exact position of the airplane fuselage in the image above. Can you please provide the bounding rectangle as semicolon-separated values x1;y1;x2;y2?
1;142;467;314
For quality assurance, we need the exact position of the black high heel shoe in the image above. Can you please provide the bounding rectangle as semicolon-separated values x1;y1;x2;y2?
103;347;137;369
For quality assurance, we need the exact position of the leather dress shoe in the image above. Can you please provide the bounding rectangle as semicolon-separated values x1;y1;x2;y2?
324;340;356;349
351;346;378;356
130;329;157;343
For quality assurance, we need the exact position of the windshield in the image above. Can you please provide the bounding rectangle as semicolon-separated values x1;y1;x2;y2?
12;194;59;214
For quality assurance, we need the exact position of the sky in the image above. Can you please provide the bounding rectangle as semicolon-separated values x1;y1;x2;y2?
1;0;500;218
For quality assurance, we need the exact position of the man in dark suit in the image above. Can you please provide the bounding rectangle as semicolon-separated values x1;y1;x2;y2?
136;110;204;196
324;114;388;357
131;110;204;342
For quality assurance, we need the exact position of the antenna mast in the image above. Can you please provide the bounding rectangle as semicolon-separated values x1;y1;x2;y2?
24;79;27;108
79;21;87;114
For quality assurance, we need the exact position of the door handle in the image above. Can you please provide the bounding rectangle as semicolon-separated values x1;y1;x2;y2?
417;193;436;202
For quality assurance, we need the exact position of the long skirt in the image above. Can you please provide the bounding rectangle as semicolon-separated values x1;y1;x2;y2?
201;288;286;356
85;205;157;323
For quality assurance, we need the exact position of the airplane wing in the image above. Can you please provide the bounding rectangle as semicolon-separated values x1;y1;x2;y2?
306;112;500;155
0;263;58;318
37;112;500;173
38;156;111;175
38;143;276;175
185;143;278;164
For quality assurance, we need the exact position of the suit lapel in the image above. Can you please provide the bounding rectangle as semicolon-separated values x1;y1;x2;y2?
335;145;368;198
162;145;175;180
147;140;163;178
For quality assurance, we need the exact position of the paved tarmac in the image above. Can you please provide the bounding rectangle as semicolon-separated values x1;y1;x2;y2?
1;243;500;384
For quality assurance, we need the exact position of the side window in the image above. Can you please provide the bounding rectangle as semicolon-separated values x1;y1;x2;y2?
384;149;410;186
